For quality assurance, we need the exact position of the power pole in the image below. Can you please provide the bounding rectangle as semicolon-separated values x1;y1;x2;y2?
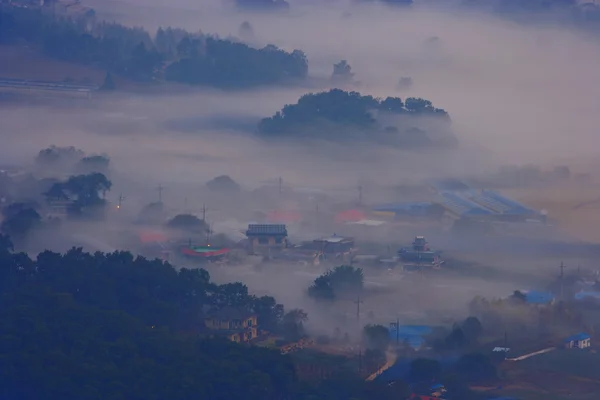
117;193;125;209
354;295;363;327
206;223;212;245
559;261;567;302
202;203;207;221
157;184;164;203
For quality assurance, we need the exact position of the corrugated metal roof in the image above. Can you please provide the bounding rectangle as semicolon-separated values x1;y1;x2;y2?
246;224;288;236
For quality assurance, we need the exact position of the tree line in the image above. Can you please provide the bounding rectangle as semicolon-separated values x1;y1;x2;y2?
0;238;411;399
0;6;308;87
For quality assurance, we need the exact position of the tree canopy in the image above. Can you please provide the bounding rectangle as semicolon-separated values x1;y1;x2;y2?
257;89;452;147
206;175;241;192
0;243;405;400
45;173;112;217
0;6;308;88
308;265;364;301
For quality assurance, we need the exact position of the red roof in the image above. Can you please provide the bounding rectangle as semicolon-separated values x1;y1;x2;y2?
267;210;302;223
335;209;366;223
139;231;168;243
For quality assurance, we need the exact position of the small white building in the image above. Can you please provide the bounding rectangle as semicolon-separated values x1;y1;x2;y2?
564;333;591;349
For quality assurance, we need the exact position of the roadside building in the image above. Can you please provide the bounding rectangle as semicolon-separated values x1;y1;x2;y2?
245;224;288;255
564;333;591;349
313;234;354;256
204;307;258;343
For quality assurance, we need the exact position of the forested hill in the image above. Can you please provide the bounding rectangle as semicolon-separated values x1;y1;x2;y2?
258;89;455;147
0;237;402;400
0;7;308;88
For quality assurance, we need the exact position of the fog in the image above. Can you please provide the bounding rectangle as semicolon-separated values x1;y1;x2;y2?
3;0;600;338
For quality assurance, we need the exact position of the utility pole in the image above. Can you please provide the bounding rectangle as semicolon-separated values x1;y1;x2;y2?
559;261;567;302
206;223;212;245
396;316;400;346
157;184;164;203
202;203;207;221
117;193;125;209
354;295;363;327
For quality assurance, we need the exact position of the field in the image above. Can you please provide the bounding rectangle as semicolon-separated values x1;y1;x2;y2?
505;181;600;243
0;45;142;90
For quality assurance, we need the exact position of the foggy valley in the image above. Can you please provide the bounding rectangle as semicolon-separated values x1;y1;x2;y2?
3;0;600;399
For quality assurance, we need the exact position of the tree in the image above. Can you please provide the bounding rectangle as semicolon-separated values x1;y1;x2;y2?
1;203;41;239
328;265;364;294
45;173;112;216
257;89;449;140
444;326;466;350
510;290;527;303
461;316;483;343
206;175;241;192
100;72;116;90
308;265;364;301
166;214;209;233
281;308;308;342
35;146;85;170
76;155;110;174
250;295;284;333
308;274;336;301
331;60;354;82
363;324;390;352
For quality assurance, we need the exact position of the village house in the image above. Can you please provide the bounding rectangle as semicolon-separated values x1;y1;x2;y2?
564;332;591;349
204;307;258;343
245;224;288;255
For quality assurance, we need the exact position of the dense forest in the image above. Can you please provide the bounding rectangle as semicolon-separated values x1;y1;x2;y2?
258;89;454;147
0;6;308;87
0;237;410;400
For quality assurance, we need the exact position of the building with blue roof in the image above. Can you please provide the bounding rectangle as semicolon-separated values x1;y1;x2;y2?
564;332;591;349
436;191;494;218
524;290;555;305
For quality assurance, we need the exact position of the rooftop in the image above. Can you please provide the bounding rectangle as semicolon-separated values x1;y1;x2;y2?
246;224;288;236
564;332;591;342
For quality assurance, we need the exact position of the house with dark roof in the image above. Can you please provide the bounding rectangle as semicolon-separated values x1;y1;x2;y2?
245;224;288;255
204;307;258;343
